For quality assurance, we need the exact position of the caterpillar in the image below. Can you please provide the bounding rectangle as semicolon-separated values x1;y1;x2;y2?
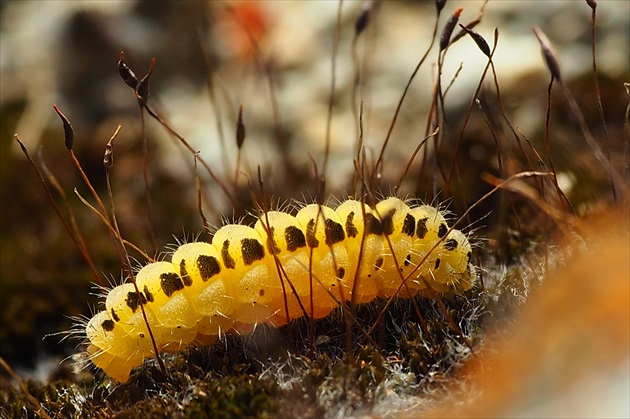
83;197;475;382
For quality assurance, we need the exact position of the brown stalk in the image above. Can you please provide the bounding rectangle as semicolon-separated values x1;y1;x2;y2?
395;128;440;192
138;94;158;254
194;153;212;242
118;52;233;215
52;105;136;274
587;1;616;201
234;104;246;187
224;5;297;181
352;100;366;195
198;30;232;182
543;77;575;212
0;355;52;419
102;124;167;380
444;28;499;196
253;169;295;333
142;104;234;213
322;0;344;179
450;0;488;45
533;27;626;198
373;0;442;184
117;52;158;251
15;137;102;286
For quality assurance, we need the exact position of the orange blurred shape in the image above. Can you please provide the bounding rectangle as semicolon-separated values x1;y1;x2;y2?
422;204;630;418
220;3;268;62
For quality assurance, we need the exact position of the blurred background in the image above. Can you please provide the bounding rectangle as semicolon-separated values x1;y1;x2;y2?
1;0;628;386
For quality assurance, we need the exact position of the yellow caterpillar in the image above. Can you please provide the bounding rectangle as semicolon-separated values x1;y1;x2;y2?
83;197;475;382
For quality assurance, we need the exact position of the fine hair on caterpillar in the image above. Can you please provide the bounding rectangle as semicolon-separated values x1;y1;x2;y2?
82;196;475;382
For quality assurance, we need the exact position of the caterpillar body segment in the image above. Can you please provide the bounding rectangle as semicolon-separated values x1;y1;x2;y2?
334;199;381;304
85;311;145;383
84;197;475;382
171;242;235;336
295;204;352;317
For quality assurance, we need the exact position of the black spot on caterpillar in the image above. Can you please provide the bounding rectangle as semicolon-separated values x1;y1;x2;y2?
83;197;475;382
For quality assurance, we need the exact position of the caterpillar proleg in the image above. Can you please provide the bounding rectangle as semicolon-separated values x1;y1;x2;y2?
83;197;475;382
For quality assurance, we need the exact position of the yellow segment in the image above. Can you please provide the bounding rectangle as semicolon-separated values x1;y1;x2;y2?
372;198;414;297
85;311;147;381
334;199;380;304
135;261;198;328
171;242;235;335
296;204;350;318
255;211;312;321
212;224;277;324
86;344;135;383
135;261;199;348
430;229;474;293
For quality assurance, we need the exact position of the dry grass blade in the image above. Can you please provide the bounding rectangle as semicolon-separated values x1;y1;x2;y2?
14;135;102;285
0;356;52;419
